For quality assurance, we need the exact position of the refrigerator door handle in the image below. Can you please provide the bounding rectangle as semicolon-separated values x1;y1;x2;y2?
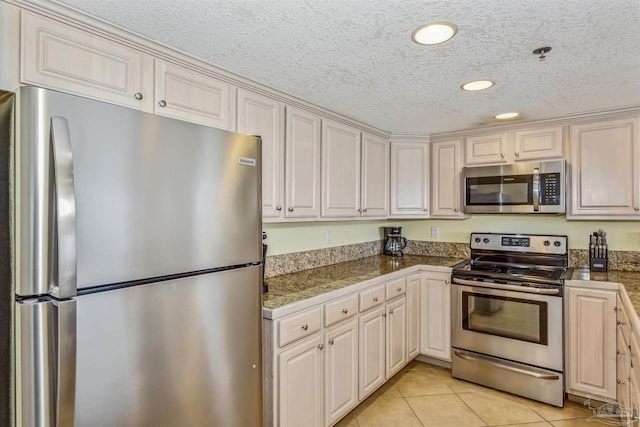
17;299;77;427
50;117;77;298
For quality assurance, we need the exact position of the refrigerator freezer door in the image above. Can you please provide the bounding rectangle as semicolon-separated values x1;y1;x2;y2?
15;86;261;295
74;265;262;427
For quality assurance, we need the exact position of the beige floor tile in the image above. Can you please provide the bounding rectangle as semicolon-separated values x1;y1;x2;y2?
394;368;455;397
500;423;552;427
549;418;598;426
458;391;545;425
520;398;593;421
438;375;491;393
333;412;359;427
406;394;486;427
368;379;402;399
355;397;423;427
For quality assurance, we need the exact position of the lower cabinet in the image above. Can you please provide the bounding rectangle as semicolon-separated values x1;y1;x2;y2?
406;273;421;359
358;304;386;399
324;318;358;426
420;271;452;361
386;296;408;378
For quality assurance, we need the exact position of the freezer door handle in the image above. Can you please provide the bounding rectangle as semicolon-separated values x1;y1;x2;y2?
17;298;77;427
50;117;77;298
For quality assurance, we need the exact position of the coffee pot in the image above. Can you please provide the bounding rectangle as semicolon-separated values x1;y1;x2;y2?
383;226;407;257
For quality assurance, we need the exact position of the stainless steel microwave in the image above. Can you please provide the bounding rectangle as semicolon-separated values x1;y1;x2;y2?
462;160;565;214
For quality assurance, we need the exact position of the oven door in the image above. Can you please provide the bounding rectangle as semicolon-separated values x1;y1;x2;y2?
451;279;563;371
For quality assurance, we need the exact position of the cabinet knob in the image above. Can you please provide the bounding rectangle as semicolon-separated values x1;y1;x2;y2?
617;379;626;384
158;100;167;107
342;308;348;314
500;153;505;158
515;152;520;157
301;324;309;331
134;92;143;100
373;297;378;302
317;344;324;350
635;207;639;211
358;208;362;213
454;208;459;212
423;208;429;212
382;313;386;318
363;208;367;212
397;287;402;292
445;280;450;284
329;339;334;345
389;309;394;315
288;207;294;212
276;206;282;211
617;350;626;356
617;320;627;326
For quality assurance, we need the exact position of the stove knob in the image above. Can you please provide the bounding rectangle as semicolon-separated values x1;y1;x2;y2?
474;237;481;243
483;238;489;244
554;241;561;247
543;240;551;246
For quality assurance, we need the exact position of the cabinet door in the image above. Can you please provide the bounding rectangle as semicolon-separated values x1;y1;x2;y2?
324;318;358;426
285;106;321;218
617;327;631;413
361;133;389;217
464;132;508;165
322;120;361;217
569;117;640;217
386;297;407;378
390;141;429;216
513;126;563;161
420;274;451;361
21;11;152;110
406;274;421;360
431;139;465;217
237;89;284;220
358;305;386;399
155;59;233;129
565;286;617;399
278;334;324;427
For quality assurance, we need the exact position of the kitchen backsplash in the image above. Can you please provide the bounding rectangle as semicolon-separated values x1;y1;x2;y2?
265;240;640;278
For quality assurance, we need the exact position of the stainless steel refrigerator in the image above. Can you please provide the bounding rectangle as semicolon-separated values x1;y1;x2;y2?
0;86;263;427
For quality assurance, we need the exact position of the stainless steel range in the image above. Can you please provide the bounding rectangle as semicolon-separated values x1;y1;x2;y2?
451;233;572;407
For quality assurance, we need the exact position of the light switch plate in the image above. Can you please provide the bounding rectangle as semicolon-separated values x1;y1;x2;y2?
431;226;439;238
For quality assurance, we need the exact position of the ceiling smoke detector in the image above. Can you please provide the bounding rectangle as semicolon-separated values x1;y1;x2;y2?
533;46;552;60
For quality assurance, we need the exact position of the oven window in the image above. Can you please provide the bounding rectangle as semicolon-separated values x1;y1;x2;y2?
461;292;548;345
466;175;532;205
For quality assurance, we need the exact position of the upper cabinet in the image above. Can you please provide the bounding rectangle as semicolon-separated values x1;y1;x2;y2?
568;117;640;218
155;59;234;130
431;139;466;218
236;89;285;220
322;121;389;218
285;106;322;219
389;141;429;217
464;126;564;165
20;11;153;111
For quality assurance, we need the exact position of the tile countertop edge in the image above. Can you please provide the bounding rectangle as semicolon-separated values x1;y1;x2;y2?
262;262;457;320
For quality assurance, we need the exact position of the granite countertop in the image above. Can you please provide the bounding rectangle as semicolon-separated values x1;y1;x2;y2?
572;268;640;316
262;255;466;310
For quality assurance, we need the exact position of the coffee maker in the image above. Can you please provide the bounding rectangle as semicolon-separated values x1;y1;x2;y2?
383;226;407;257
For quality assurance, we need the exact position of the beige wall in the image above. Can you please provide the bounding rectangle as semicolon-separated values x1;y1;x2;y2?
263;216;639;255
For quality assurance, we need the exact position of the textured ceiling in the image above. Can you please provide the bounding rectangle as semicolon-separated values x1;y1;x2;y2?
55;0;640;135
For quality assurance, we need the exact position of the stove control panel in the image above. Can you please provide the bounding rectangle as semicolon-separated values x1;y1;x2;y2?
470;233;567;255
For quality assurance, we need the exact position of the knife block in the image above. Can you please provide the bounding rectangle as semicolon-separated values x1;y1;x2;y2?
589;252;608;272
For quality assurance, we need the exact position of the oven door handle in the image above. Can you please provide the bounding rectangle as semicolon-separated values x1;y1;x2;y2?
453;350;560;380
452;277;561;295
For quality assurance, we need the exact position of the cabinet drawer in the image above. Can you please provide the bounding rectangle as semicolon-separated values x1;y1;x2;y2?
325;293;358;327
386;277;406;300
278;306;322;348
359;284;386;312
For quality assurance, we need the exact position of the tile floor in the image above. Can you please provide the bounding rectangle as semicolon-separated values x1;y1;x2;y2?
334;360;610;427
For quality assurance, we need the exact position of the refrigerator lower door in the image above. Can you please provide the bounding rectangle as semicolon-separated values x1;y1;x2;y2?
74;266;262;427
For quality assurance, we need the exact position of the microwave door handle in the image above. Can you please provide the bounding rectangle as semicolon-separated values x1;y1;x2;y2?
532;167;540;212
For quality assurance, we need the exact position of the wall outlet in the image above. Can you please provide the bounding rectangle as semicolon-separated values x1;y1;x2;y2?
326;229;332;243
431;226;439;238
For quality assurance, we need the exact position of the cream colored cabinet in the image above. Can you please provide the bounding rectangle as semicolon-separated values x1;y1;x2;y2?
431;139;466;217
237;89;285;220
155;59;233;129
285;106;321;219
0;2;20;91
322;120;361;217
20;11;153;110
420;272;452;361
565;285;617;399
386;296;407;378
324;317;358;426
278;333;324;427
406;273;421;360
361;132;389;217
569;117;640;218
513;126;563;161
389;140;429;216
464;132;508;165
358;304;386;399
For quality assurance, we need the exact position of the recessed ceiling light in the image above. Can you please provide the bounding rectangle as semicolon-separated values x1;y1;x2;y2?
494;112;520;120
411;22;458;45
461;80;495;91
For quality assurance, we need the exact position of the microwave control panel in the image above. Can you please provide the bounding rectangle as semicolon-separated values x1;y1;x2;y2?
540;173;561;205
